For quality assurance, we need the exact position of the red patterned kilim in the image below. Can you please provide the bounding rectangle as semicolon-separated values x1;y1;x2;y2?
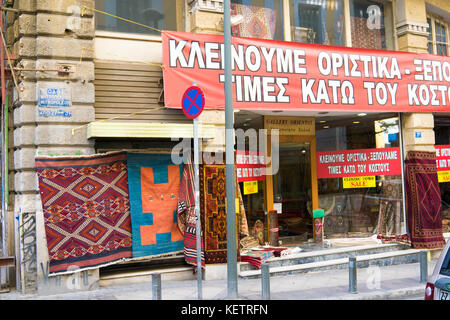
200;164;240;264
405;151;445;249
36;151;132;275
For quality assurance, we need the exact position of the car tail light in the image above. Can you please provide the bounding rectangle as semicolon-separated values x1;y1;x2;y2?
425;282;434;300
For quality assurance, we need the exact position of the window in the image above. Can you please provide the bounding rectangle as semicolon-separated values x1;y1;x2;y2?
95;0;182;35
231;0;284;40
316;114;404;239
440;247;450;276
427;16;449;56
349;0;394;50
290;0;345;46
428;18;434;53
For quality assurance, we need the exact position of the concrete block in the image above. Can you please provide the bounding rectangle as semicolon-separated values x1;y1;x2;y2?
404;144;436;153
18;36;37;58
14;171;38;192
14;147;38;170
7;11;17;26
37;105;95;124
36;146;95;157
16;81;37;104
35;60;95;82
14;125;36;146
35;124;94;146
36;13;94;38
7;24;15;46
189;10;223;34
18;14;37;36
14;104;36;125
397;33;428;53
14;193;41;214
36;37;94;59
17;80;95;105
403;128;435;146
402;113;434;129
18;0;37;13
36;0;94;16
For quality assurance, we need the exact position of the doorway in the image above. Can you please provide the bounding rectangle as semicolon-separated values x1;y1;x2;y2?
266;134;319;244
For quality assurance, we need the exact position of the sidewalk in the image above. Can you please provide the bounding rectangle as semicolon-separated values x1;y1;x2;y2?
0;260;434;300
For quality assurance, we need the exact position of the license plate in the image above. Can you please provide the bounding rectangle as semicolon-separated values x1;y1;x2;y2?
438;289;450;300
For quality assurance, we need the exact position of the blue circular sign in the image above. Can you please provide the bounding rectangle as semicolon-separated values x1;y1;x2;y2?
182;86;205;119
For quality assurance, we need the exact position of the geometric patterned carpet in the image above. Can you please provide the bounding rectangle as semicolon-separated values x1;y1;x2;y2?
36;151;133;275
126;153;184;258
405;151;445;249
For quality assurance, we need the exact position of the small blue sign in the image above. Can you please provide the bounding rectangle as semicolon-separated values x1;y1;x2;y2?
181;86;205;119
38;85;71;108
415;131;422;138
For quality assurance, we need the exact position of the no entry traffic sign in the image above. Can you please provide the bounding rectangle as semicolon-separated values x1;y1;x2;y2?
182;86;205;119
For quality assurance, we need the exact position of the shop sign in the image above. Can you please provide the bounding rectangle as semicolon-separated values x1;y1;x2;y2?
343;176;376;189
236;150;265;182
264;116;314;135
435;145;450;183
243;181;258;195
162;31;450;113
437;171;450;183
317;147;401;179
38;85;71;108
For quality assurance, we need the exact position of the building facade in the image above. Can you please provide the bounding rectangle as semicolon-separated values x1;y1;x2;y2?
0;0;449;294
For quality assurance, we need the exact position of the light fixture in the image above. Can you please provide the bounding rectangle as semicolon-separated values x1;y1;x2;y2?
233;109;240;113
319;120;326;123
300;148;307;155
357;113;367;116
353;121;360;124
323;125;329;129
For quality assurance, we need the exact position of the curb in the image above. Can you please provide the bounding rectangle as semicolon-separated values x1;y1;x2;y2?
336;286;425;300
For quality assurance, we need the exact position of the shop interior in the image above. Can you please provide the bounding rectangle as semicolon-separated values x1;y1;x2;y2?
234;110;403;245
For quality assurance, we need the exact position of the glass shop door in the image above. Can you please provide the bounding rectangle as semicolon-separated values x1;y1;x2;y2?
270;135;318;244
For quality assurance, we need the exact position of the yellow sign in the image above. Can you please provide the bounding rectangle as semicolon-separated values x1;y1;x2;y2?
343;176;376;189
438;171;450;183
264;116;315;136
243;181;259;195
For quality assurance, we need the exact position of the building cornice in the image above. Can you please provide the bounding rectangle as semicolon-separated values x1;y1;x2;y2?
396;21;429;37
189;0;224;13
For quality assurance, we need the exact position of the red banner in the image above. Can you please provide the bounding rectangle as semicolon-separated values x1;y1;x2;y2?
162;31;450;113
236;150;266;182
435;145;450;171
316;147;401;179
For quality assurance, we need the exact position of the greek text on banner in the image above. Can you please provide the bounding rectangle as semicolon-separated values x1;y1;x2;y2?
162;31;450;113
317;147;401;179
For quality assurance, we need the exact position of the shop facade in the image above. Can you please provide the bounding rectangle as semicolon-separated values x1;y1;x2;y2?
1;0;449;295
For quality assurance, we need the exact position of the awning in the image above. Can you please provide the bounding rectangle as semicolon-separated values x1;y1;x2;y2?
87;121;217;139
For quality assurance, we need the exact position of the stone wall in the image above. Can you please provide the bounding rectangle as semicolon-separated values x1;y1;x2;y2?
6;0;97;294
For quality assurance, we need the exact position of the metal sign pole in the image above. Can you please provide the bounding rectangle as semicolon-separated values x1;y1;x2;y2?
181;83;205;299
193;116;203;300
224;0;238;299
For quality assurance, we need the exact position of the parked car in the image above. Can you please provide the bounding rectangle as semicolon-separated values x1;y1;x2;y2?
425;239;450;300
